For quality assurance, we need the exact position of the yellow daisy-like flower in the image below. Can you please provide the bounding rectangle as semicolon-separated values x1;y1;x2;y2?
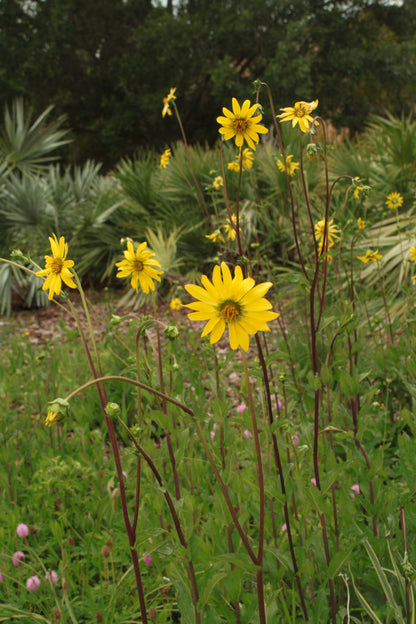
277;154;300;177
184;262;279;351
160;148;171;168
36;234;77;301
277;100;319;133
115;241;164;294
408;246;416;263
223;214;238;241
217;98;268;150
162;87;176;118
227;161;240;172
386;192;404;210
212;176;223;190
314;218;340;254
206;230;225;244
228;148;254;172
45;410;59;427
357;217;366;229
169;297;182;310
357;249;382;263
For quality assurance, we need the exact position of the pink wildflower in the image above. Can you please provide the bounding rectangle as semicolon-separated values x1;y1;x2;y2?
0;573;4;582
291;434;300;446
45;570;59;584
244;429;253;439
12;551;25;567
26;575;40;591
237;403;247;414
311;478;317;486
350;484;361;498
281;523;287;532
16;523;29;538
143;552;153;567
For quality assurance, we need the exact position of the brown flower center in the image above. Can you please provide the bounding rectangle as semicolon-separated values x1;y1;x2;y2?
234;119;248;133
50;258;64;274
221;303;240;321
133;260;144;272
295;106;307;118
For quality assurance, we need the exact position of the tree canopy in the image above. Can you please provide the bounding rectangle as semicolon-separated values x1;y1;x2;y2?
1;0;414;167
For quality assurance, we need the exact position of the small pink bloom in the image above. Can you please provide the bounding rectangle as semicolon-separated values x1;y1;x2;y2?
273;400;283;411
281;523;287;532
237;403;247;414
122;471;128;480
210;430;215;441
0;573;4;582
12;551;25;567
244;429;253;439
311;478;317;486
26;575;40;591
143;552;153;567
45;570;59;584
291;434;300;446
350;484;361;498
16;523;29;538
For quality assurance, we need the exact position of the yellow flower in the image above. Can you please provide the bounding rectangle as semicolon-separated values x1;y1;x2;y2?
45;410;59;427
169;297;182;310
277;154;300;177
36;234;77;300
206;230;225;244
162;87;176;118
277;100;318;133
115;241;163;294
357;217;366;229
386;192;404;210
357;249;382;263
184;262;279;351
212;176;223;190
217;98;268;150
409;246;416;263
227;161;240;172
223;214;238;241
160;148;171;168
228;148;254;172
314;218;340;254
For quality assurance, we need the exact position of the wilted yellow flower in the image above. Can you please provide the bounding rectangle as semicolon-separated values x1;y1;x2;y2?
217;98;268;150
162;87;176;118
357;217;366;229
212;176;223;190
277;100;318;133
314;218;340;254
277;154;300;177
36;234;77;300
409;246;416;264
184;262;279;351
169;297;182;310
223;214;238;241
386;192;404;210
206;230;225;244
45;410;59;427
160;148;171;168
357;250;382;263
116;241;163;294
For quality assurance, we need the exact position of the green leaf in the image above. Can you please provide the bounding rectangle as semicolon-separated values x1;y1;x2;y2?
196;571;228;611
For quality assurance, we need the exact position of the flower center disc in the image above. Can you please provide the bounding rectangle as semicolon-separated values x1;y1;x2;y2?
221;303;239;321
51;258;64;274
295;107;306;118
234;119;248;133
134;261;144;272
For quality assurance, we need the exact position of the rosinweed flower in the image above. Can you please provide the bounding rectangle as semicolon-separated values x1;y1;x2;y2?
277;154;299;177
36;234;76;301
228;148;254;172
386;192;404;210
162;87;176;118
223;214;238;241
409;246;416;263
277;100;318;133
314;218;340;255
357;217;366;229
184;262;279;351
45;398;69;427
160;148;171;168
169;297;182;311
357;249;382;263
206;230;225;244
212;176;223;190
217;98;268;150
116;241;163;294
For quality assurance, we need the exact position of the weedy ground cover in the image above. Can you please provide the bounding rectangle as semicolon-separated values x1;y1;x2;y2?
2;87;416;624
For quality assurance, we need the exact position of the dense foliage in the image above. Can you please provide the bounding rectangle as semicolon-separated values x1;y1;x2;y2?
0;0;415;166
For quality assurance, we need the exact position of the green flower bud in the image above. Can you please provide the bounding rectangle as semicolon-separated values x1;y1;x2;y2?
105;402;121;418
